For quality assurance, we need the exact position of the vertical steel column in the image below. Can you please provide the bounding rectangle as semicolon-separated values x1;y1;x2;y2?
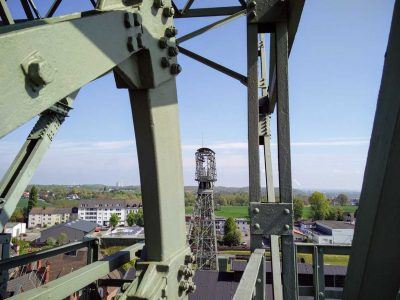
247;23;261;207
260;33;283;300
275;21;297;300
0;234;11;298
344;1;400;299
129;79;187;261
313;246;325;299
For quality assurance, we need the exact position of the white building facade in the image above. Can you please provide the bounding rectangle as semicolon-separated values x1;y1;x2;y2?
5;222;26;238
78;199;141;226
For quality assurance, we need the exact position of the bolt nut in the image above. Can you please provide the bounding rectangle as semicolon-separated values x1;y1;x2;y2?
253;207;260;214
248;10;257;19
254;223;260;230
165;26;178;38
170;63;182;75
284;224;290;230
153;0;165;9
133;13;142;26
247;0;257;9
127;36;135;52
28;61;55;86
168;46;179;57
163;6;175;17
257;278;261;283
161;57;171;68
159;37;168;49
179;280;190;291
319;292;324;296
284;208;290;215
188;282;196;293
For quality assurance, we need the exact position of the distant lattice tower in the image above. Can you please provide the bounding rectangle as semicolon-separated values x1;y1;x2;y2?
189;147;218;270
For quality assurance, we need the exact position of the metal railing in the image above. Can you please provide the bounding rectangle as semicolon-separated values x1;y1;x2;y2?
234;243;351;300
5;241;144;300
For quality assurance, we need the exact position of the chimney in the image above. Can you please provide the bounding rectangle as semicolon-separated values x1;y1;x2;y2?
44;261;51;283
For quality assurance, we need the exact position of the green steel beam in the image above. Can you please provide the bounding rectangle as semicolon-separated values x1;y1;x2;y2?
174;6;243;18
129;78;187;262
259;32;283;300
275;21;298;300
178;46;247;85
247;23;260;206
9;243;144;300
177;9;246;44
0;0;176;138
344;1;400;299
0;92;77;232
266;0;304;114
0;0;14;25
313;246;325;300
296;243;351;256
233;249;265;300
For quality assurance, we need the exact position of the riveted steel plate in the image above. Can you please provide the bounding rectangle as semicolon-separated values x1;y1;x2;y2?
250;202;293;235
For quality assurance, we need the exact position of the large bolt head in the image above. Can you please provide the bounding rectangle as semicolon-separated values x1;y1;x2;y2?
165;26;178;38
284;208;290;215
168;46;179;57
28;61;55;86
127;36;135;52
253;223;260;230
284;224;290;230
253;207;260;214
179;281;190;291
247;0;257;9
163;6;175;17
159;37;168;49
188;282;196;293
170;63;182;75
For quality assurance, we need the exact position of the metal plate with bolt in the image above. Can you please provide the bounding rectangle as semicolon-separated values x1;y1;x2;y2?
250;202;293;236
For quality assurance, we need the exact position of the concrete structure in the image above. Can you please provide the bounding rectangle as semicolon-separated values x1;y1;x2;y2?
28;207;78;228
39;219;96;243
78;199;141;226
4;223;26;238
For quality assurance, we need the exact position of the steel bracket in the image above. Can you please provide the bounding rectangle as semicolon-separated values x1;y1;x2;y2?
250;202;293;235
118;247;196;299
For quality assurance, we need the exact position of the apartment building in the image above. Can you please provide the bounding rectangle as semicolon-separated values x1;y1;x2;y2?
28;207;78;228
78;199;141;226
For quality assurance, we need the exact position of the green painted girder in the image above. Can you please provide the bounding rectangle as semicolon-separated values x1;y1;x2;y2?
0;0;177;138
0;93;77;232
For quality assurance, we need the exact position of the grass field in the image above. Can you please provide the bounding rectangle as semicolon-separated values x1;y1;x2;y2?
186;205;358;220
302;205;358;219
16;198;52;208
220;250;349;266
186;205;249;219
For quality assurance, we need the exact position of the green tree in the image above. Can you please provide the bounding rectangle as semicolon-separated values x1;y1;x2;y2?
223;217;241;246
57;232;68;245
293;198;304;221
335;193;349;206
133;209;144;227
10;208;25;222
109;213;119;228
28;185;38;213
309;192;330;220
126;211;135;226
46;237;56;246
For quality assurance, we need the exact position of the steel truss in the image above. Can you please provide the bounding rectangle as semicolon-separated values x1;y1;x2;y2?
0;0;399;299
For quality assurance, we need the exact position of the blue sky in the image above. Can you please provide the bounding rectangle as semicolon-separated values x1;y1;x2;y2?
0;0;396;190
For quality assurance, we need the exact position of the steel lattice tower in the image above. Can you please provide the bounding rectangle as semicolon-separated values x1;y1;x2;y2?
189;148;218;270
